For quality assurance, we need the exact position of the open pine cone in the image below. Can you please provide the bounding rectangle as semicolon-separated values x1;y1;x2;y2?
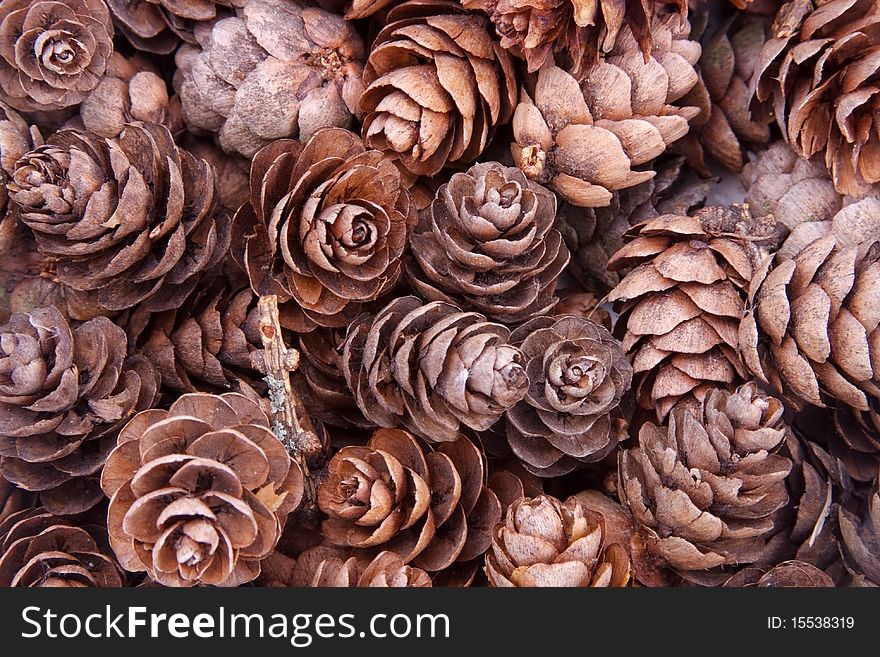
290;546;432;587
0;102;42;213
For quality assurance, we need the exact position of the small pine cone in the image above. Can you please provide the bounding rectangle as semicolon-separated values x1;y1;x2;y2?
0;102;42;212
173;0;365;158
8;123;230;318
609;206;778;417
360;0;516;179
504;316;633;477
0;508;123;587
0;0;113;112
318;429;502;574
838;480;880;586
618;383;793;574
407;162;569;324
485;494;631;587
100;392;304;587
0;307;159;515
723;560;835;587
235;129;416;332
290;546;432;587
752;0;880;196
342;296;529;442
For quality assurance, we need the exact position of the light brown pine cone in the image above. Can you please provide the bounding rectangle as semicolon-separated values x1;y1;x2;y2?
290;546;432;587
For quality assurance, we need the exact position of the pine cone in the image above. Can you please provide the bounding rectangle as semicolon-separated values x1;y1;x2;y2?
182;137;249;213
360;0;516;179
406;161;569;324
838;478;880;586
316;0;394;19
0;480;35;525
173;0;365;158
0;0;114;112
0;307;159;515
290;546;432;587
752;0;880;196
723;560;835;586
8;123;230;318
234;128;416;332
0;507;123;586
100;392;304;587
609;206;778;417
318;428;502;574
342;296;529;442
485;494;631;587
618;383;793;574
0;102;42;213
504;315;633;477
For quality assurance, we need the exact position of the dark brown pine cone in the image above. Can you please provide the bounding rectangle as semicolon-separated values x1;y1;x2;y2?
8;123;230;318
504;315;632;477
407;162;569;325
290;546;432;587
318;428;501;577
342;296;528;443
234;128;416;332
0;307;159;515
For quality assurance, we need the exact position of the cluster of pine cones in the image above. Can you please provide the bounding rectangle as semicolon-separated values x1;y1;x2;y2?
0;0;878;589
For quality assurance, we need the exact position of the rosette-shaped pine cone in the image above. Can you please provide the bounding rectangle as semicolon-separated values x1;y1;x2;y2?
8;123;230;318
485;494;631;587
504;316;633;477
360;0;516;179
342;296;529;442
609;206;779;417
290;546;432;587
838;477;880;585
318;429;502;576
407;162;569;324
100;392;305;587
0;307;159;515
724;560;835;587
618;383;793;574
173;0;365;158
511;16;700;208
235;128;416;332
0;102;42;213
0;508;123;587
0;0;113;112
752;0;880;196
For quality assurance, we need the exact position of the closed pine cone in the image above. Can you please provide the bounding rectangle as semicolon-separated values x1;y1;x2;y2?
290;546;432;587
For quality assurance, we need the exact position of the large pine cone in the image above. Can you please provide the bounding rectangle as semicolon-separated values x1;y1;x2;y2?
0;307;159;515
342;296;529;442
752;0;880;196
407;162;569;324
8;123;230;318
318;428;501;576
173;0;365;158
101;392;304;587
360;0;517;179
618;383;793;574
0;507;123;587
505;315;633;477
0;102;42;213
0;0;114;112
289;546;432;587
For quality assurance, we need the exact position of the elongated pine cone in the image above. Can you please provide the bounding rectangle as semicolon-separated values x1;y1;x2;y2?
505;316;633;477
360;0;517;178
342;296;529;442
291;546;432;587
0;0;114;111
838;478;880;585
0;102;41;213
407;162;569;324
0;307;159;515
618;383;793;573
235;128;415;332
8;123;230;318
485;494;631;587
318;428;501;576
0;508;123;586
100;392;304;587
173;0;365;157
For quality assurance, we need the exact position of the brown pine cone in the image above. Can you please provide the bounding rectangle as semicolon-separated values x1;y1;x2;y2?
0;102;42;213
618;383;793;574
406;162;569;324
234;129;416;332
0;0;114;112
838;477;880;586
318;428;501;575
101;392;304;587
360;0;516;179
182;137;249;213
290;546;432;587
0;307;159;515
723;560;835;587
8;123;230;318
173;0;365;158
0;480;35;525
504;315;633;477
609;206;779;417
485;494;631;587
342;296;529;442
752;0;880;196
0;507;123;587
